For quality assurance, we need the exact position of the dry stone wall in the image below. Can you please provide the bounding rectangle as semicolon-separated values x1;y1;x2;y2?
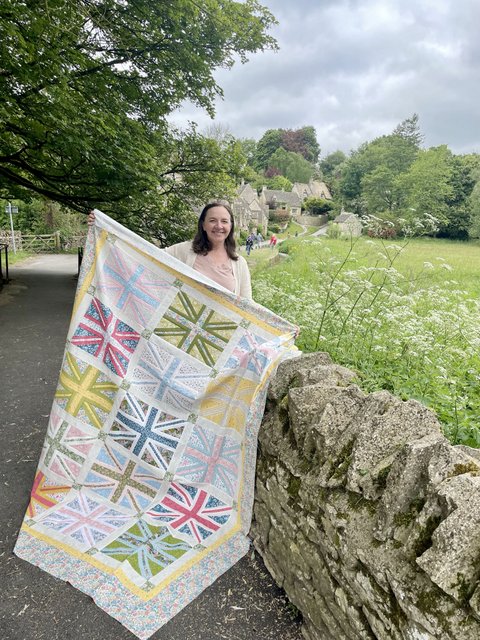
251;352;480;640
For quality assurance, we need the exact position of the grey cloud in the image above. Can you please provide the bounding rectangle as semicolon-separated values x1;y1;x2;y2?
169;0;480;156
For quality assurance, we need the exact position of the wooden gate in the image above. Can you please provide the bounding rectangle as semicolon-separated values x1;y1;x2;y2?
20;232;61;252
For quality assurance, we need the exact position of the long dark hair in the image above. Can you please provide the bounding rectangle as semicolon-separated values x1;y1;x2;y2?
192;202;238;260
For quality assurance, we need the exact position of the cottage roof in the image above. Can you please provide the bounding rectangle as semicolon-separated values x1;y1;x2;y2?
263;189;301;207
292;180;332;200
335;212;359;223
237;183;258;206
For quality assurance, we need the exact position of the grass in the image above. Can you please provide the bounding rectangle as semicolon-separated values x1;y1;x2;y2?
252;234;480;447
276;235;480;295
275;220;304;239
245;246;279;272
2;250;33;266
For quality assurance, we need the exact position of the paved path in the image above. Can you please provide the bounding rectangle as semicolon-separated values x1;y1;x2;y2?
311;224;328;236
0;254;302;640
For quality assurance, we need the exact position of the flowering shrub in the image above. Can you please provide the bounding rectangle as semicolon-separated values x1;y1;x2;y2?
252;235;480;447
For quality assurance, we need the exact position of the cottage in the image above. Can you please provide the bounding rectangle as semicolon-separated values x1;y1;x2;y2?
292;179;332;202
232;182;269;235
259;187;302;216
333;211;363;237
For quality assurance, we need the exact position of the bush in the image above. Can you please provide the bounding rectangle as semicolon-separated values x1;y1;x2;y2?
268;209;292;224
268;223;281;233
326;221;341;239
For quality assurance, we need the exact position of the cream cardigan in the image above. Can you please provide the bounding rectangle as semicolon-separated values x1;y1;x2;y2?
164;241;252;300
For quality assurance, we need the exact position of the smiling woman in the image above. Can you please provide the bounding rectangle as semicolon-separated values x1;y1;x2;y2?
165;202;252;300
89;203;252;299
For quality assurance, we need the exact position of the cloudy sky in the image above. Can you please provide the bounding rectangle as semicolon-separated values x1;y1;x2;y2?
169;0;480;158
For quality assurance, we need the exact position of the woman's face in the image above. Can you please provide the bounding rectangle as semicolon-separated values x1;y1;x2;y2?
202;206;232;246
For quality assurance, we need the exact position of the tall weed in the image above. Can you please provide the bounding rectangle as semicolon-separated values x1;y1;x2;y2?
253;235;480;447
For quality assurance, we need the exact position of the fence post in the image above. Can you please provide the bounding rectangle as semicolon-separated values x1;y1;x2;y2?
55;230;61;251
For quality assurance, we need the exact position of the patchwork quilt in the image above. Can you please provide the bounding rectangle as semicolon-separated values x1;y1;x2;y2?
14;211;298;639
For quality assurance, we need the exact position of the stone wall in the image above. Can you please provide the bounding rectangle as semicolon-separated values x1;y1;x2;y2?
296;214;328;227
251;352;480;640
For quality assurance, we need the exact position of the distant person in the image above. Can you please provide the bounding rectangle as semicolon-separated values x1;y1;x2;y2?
255;232;263;248
269;234;277;249
245;233;254;256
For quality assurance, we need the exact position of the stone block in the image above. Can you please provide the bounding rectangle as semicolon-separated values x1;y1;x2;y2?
347;393;441;500
416;474;480;604
267;351;332;402
375;433;444;542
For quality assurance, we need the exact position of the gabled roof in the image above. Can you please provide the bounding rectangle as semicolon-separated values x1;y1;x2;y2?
292;180;332;200
263;189;301;207
335;212;360;223
237;183;258;205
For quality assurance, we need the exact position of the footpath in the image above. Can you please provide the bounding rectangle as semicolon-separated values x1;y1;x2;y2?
0;254;302;640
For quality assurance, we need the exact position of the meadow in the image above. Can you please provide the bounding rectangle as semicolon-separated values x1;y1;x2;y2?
249;235;480;447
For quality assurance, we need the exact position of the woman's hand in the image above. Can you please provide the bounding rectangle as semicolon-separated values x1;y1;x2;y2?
87;210;96;226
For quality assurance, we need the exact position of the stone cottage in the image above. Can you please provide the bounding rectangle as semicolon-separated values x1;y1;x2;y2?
259;187;302;217
232;182;269;235
292;179;332;202
333;211;363;237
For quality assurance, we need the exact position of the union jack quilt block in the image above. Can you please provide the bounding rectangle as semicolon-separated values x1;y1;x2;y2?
15;210;298;639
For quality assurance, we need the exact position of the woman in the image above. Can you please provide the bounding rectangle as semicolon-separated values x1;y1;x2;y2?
88;202;252;299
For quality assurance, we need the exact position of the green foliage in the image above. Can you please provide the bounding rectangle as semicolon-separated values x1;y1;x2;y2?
253;129;284;171
397;146;454;227
326;221;341;238
0;198;86;238
0;0;276;239
267;222;282;233
392;113;424;147
361;166;399;212
336;113;480;240
267;175;292;191
303;196;334;215
437;154;480;240
252;235;480;447
253;126;320;171
267;148;314;183
468;181;480;238
238;138;258;167
320;151;347;180
268;209;291;225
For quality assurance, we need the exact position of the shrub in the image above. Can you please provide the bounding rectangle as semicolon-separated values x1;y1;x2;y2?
326;221;341;239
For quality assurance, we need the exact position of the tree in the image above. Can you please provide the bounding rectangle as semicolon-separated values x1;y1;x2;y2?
253;129;284;171
253;126;320;171
204;123;234;146
238;138;258;167
361;166;399;212
396;146;454;229
281;126;320;163
267;148;314;183
0;0;277;231
392;113;424;148
339;134;418;213
468;181;480;239
439;153;480;239
267;175;292;191
303;197;333;215
320;151;347;180
339;151;365;201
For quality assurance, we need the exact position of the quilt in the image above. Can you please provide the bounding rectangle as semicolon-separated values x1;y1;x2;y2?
14;210;298;639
